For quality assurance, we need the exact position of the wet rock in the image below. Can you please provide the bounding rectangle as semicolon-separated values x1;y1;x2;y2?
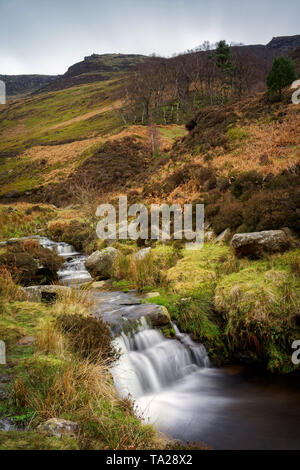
24;285;71;302
85;247;118;279
93;291;170;335
214;228;231;244
231;230;290;258
148;305;171;327
38;418;79;438
133;247;151;261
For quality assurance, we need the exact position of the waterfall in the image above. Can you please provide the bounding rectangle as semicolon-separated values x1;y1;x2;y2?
111;317;210;401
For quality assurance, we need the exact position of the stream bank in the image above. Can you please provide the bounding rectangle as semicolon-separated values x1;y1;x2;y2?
1;236;300;449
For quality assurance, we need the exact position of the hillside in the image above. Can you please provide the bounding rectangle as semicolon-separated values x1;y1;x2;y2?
0;74;59;100
37;53;151;93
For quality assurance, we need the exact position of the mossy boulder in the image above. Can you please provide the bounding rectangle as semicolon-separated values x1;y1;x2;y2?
85;247;119;279
231;230;291;258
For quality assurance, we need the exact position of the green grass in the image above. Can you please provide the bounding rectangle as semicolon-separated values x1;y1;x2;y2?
0;79;121;157
158;125;187;141
0;204;57;240
0;431;79;450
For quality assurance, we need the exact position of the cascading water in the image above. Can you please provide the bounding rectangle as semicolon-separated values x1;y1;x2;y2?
36;236;92;284
111;317;210;400
111;314;300;450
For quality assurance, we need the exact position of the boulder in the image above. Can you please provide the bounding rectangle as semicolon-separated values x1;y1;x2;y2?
24;285;71;302
85;247;118;279
38;418;79;438
231;230;290;258
214;228;231;244
133;247;151;261
147;305;170;327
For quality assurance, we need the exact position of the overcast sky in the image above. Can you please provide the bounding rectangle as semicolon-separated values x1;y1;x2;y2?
0;0;299;75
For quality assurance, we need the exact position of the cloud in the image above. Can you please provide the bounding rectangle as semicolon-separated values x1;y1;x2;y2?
0;0;299;74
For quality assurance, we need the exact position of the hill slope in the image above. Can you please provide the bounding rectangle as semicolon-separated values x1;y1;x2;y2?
0;74;59;99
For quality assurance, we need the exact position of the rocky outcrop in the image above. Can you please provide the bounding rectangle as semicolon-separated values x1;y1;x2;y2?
0;74;59;99
85;247;118;279
231;230;290;258
24;285;70;302
38;418;79;438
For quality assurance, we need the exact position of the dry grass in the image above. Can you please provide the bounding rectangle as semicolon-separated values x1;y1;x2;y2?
35;318;65;356
112;246;179;290
0;266;26;301
53;287;94;317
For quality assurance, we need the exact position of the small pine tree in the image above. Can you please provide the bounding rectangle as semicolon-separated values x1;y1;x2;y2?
213;40;235;81
267;57;296;100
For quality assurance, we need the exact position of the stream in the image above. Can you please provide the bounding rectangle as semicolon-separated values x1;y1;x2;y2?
2;236;300;449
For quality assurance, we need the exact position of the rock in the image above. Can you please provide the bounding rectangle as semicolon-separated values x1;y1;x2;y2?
147;305;170;327
133;247;151;261
18;336;36;346
38;418;79;438
231;230;290;258
91;280;111;289
85;247;118;279
145;292;161;299
214;228;231;244
93;291;170;334
24;285;71;302
204;231;215;242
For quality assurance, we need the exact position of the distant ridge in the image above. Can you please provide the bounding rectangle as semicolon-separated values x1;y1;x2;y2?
0;74;59;99
2;35;300;98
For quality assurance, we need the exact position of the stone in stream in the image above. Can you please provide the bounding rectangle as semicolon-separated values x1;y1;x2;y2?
93;291;170;335
85;247;119;279
231;230;290;258
38;418;79;438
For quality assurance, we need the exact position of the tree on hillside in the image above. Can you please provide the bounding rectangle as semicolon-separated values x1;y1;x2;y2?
210;40;235;100
213;40;235;76
267;57;296;100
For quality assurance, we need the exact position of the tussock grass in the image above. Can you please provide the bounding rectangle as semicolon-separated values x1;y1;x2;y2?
112;244;180;291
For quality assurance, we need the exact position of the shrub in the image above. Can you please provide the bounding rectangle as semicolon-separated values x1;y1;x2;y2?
0;240;63;286
56;314;119;364
231;170;263;199
243;188;300;233
212;200;243;234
